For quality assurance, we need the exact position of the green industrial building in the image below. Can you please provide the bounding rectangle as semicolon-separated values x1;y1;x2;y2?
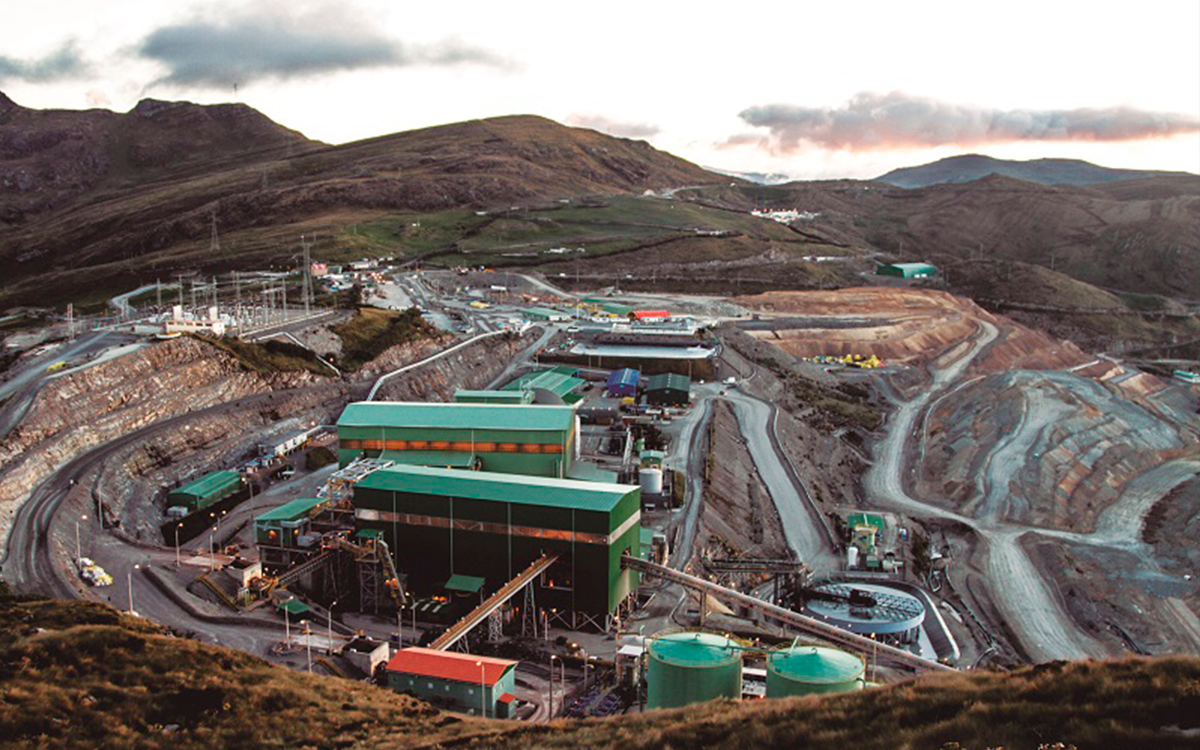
353;464;642;626
454;389;532;405
501;366;586;402
644;373;691;406
337;402;578;478
521;307;570;322
255;496;330;568
167;470;241;512
875;262;937;279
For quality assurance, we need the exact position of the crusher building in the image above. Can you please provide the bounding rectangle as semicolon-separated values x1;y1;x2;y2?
352;463;641;629
337;402;579;478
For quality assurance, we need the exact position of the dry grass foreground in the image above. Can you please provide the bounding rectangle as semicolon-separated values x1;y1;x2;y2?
0;591;1197;749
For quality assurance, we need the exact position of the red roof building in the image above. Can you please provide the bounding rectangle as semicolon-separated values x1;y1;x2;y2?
386;647;516;686
386;647;520;718
633;310;670;321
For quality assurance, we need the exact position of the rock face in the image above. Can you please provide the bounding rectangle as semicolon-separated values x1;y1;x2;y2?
698;401;789;560
736;287;1088;372
0;337;317;545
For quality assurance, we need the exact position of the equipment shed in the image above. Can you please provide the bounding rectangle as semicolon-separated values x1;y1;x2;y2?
606;368;640;397
644;373;691;406
168;470;241;512
876;262;936;279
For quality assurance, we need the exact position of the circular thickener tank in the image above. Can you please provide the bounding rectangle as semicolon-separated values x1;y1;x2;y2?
647;631;742;709
766;646;865;698
639;468;664;495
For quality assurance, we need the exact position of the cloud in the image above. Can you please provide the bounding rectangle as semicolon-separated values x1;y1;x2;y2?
566;114;660;139
730;92;1200;153
0;42;88;83
138;3;506;87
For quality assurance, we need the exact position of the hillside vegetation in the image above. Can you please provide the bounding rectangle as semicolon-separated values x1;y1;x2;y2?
0;95;721;309
3;588;1195;749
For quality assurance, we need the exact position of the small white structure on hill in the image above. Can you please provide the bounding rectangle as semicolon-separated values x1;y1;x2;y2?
164;305;226;336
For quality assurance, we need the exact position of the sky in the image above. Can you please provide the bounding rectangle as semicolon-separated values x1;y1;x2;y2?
2;0;1198;180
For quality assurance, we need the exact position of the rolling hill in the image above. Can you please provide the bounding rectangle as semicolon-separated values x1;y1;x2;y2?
680;173;1200;298
876;154;1191;188
1;591;1197;750
0;95;723;308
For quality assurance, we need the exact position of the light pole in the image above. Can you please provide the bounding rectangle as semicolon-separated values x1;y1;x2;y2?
302;621;313;673
209;529;216;571
127;564;139;614
75;514;87;561
549;654;559;719
327;600;338;656
174;523;183;566
284;606;291;647
475;660;486;718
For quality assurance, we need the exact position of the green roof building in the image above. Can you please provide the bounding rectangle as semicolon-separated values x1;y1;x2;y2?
521;307;570;322
876;262;936;279
167;470;241;512
336;402;578;478
644;373;691;406
453;389;532;405
353;464;642;625
500;366;585;401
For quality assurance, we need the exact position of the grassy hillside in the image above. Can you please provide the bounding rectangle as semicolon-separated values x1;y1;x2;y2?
0;105;723;309
4;588;1195;750
945;259;1200;351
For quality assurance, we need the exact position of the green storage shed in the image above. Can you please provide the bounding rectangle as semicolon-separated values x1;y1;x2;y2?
644;373;691;406
875;262;936;279
167;470;241;512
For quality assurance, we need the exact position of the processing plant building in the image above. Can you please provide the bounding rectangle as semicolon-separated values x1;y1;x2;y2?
352;463;641;628
337;402;579;478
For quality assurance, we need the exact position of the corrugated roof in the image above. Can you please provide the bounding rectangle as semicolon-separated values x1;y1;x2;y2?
501;368;585;397
633;310;670;319
172;470;240;498
338;402;576;432
445;574;486;594
646;373;691;392
256;497;326;522
385;647;516;686
356;464;637;513
454;389;531;404
606;368;640;388
521;307;567;318
277;599;312;615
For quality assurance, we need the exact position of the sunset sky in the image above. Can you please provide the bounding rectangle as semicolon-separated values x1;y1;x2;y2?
3;0;1198;179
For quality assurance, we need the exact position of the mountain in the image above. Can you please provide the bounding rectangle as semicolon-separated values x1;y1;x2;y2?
0;92;317;222
0;97;724;308
686;173;1200;297
704;166;795;185
2;592;1197;750
876;154;1191;188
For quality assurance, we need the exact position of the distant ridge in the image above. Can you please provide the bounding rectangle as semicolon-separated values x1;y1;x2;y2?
876;153;1192;188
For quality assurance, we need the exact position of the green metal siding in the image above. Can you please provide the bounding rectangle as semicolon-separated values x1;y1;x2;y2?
352;467;641;617
168;470;240;511
387;666;516;716
356;465;633;514
338;402;576;431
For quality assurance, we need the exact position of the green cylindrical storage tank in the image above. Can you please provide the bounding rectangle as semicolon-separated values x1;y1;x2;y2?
766;646;865;698
647;631;742;709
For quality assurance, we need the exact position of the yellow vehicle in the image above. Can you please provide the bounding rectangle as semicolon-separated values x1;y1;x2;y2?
46;361;67;372
468;301;489;310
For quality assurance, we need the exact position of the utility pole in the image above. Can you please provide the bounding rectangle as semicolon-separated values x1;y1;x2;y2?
66;303;74;342
156;279;162;308
300;235;313;316
209;213;221;256
234;270;241;335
